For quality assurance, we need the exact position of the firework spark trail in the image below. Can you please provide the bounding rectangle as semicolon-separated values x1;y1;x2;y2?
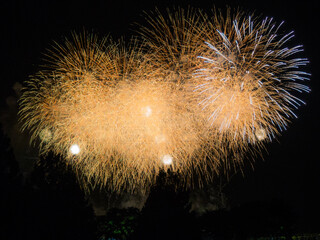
18;8;310;192
138;7;210;84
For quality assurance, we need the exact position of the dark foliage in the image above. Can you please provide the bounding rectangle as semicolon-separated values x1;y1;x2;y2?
1;128;317;240
0;130;97;240
199;200;297;239
130;170;201;240
0;130;24;240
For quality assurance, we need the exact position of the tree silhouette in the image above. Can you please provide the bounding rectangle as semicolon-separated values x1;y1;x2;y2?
0;129;24;239
198;199;297;239
131;170;201;240
0;131;98;240
24;152;97;240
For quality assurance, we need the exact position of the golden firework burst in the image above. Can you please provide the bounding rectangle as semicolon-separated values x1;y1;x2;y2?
18;8;310;193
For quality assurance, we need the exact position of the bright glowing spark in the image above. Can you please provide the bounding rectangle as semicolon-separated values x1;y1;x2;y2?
70;144;80;155
161;154;173;165
255;128;267;141
155;134;166;144
142;106;152;117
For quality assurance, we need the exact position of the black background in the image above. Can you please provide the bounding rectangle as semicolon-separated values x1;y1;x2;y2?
1;0;320;237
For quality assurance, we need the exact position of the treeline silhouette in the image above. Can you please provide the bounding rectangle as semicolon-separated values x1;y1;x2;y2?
1;129;316;240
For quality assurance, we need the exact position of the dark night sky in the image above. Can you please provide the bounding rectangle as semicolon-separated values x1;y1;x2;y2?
1;0;320;229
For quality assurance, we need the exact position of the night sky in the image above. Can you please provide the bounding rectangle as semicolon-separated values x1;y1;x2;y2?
1;0;320;238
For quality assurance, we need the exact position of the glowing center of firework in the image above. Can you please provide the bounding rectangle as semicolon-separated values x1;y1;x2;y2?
142;106;152;117
255;128;267;141
155;134;166;144
70;144;81;155
161;154;173;165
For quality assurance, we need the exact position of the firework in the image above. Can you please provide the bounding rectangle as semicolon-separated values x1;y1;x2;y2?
18;8;310;193
194;8;310;149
